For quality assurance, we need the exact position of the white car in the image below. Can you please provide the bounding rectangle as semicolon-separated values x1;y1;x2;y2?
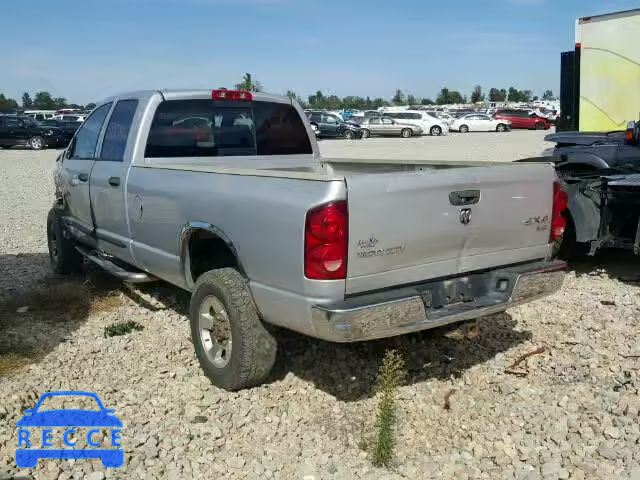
449;113;511;133
383;111;448;136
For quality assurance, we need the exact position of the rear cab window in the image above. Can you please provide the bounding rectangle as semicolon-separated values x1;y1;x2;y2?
145;99;312;158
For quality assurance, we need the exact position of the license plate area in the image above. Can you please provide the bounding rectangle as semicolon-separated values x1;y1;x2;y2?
416;270;515;311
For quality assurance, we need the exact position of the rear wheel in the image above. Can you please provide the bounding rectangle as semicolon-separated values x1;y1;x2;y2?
459;125;469;133
361;129;370;139
190;268;277;391
401;128;412;138
496;123;507;132
430;125;442;136
535;122;546;130
344;130;354;140
29;135;45;150
47;208;83;274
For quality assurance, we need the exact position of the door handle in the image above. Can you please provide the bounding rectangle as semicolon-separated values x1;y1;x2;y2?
78;173;89;182
108;176;121;187
449;190;480;206
70;176;80;186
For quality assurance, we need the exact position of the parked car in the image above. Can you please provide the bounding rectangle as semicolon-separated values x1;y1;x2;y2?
306;111;363;139
48;88;566;390
449;114;511;133
383;111;448;136
0;114;68;149
40;119;81;143
494;110;551;130
24;110;56;121
52;114;86;122
359;116;423;138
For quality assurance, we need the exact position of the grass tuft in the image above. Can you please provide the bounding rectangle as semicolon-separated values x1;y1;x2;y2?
103;320;144;338
369;349;406;467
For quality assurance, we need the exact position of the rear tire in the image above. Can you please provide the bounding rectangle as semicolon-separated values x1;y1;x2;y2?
401;128;412;138
47;208;83;274
344;130;354;140
496;123;507;132
535;122;546;130
459;125;469;133
29;135;45;150
190;268;277;391
361;129;370;139
430;125;442;136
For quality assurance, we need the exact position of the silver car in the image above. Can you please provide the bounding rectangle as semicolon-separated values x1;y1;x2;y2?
359;116;423;138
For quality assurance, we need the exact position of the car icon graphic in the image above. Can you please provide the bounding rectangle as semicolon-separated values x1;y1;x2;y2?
16;391;123;468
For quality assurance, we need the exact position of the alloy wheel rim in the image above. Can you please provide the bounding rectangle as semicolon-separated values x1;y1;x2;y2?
198;295;232;368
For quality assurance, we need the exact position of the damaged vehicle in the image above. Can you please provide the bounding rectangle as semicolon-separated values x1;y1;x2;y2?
533;120;640;257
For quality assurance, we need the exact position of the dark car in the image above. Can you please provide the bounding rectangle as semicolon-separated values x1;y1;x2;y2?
40;119;82;138
306;111;363;139
519;121;640;258
0;115;69;150
494;109;551;130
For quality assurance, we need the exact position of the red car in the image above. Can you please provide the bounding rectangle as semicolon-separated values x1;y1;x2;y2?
493;110;551;130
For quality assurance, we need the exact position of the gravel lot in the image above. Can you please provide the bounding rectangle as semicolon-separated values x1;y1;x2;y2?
1;134;639;480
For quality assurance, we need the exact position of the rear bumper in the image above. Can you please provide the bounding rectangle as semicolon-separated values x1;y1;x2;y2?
311;260;566;342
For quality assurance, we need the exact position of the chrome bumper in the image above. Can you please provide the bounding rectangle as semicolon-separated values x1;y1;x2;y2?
311;260;566;342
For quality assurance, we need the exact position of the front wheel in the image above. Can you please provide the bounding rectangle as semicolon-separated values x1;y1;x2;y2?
401;128;412;138
47;208;83;274
430;126;442;136
344;130;354;140
496;123;507;132
190;268;277;391
535;122;546;130
29;135;45;150
361;129;370;139
459;125;469;133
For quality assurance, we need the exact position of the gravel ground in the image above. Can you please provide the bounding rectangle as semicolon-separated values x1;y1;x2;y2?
1;137;639;480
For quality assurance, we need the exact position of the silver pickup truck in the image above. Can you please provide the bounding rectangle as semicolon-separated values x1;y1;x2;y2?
49;89;567;390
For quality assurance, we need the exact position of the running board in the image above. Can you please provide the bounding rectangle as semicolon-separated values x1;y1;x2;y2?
75;246;155;283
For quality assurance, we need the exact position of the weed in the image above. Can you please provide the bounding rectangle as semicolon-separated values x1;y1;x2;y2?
104;320;144;338
370;349;406;467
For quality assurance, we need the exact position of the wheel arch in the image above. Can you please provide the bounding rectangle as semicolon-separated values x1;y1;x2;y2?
179;222;245;291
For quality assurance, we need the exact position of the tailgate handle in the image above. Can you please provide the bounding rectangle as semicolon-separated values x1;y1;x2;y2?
449;190;480;206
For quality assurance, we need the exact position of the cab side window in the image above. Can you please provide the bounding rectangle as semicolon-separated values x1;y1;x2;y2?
100;100;138;162
70;103;112;159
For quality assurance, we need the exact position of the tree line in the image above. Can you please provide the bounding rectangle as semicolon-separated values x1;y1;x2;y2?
0;73;556;113
0;91;96;112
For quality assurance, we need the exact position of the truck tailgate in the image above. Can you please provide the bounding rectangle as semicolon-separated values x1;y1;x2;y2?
345;163;556;294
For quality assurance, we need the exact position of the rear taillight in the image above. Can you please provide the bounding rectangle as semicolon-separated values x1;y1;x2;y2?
550;181;568;242
305;201;348;280
211;89;253;101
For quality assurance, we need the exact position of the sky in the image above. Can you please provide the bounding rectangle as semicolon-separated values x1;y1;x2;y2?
2;0;639;104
